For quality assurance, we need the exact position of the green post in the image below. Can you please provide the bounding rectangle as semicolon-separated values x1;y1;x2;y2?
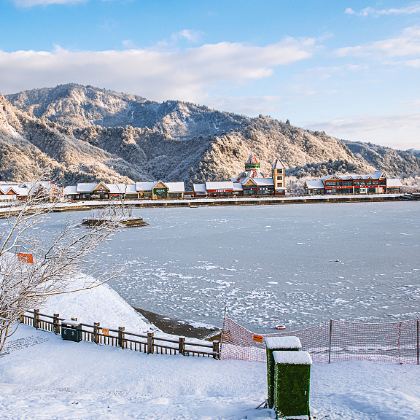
273;350;312;419
265;336;302;408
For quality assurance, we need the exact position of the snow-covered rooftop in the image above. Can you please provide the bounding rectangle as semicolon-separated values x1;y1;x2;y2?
233;182;243;192
253;178;274;186
265;336;302;350
63;185;77;195
193;183;207;194
0;185;13;194
205;181;234;190
306;179;324;189
272;159;286;169
322;171;385;181
273;350;312;365
107;184;126;194
166;182;185;193
76;183;100;193
125;184;137;194
135;181;155;192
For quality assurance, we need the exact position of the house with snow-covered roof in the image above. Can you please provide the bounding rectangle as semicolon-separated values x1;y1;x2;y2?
304;171;403;195
136;181;185;199
193;183;207;196
205;181;234;196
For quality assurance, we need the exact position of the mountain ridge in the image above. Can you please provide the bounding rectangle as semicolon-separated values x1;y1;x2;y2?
1;83;419;184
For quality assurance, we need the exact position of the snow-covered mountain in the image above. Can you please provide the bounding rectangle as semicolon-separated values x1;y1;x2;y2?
1;84;419;184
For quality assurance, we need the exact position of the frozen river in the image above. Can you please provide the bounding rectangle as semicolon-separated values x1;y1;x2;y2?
32;201;420;331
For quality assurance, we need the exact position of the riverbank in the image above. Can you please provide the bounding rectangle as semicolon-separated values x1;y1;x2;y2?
134;307;220;340
0;193;405;217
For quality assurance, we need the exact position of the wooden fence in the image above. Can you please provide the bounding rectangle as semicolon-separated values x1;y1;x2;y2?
21;310;220;359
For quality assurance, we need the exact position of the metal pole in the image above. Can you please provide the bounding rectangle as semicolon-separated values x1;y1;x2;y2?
417;320;419;366
219;303;228;357
328;319;333;364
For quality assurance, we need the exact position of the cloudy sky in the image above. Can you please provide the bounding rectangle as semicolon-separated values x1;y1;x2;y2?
0;0;419;150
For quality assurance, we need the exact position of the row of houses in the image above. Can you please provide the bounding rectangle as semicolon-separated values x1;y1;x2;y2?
0;181;55;202
61;156;287;200
63;181;186;200
304;171;403;195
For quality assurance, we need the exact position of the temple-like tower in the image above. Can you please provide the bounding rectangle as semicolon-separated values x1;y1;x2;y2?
272;159;286;193
239;153;265;180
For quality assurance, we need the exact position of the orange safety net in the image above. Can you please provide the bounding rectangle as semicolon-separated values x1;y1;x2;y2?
221;316;419;364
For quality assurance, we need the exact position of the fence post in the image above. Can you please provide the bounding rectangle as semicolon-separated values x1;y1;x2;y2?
328;319;333;364
213;340;220;360
118;327;125;349
178;336;185;355
53;314;60;334
93;322;100;344
147;332;154;354
417;319;419;366
33;309;40;329
19;313;24;324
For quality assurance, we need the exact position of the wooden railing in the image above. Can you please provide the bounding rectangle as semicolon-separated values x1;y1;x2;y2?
22;310;220;359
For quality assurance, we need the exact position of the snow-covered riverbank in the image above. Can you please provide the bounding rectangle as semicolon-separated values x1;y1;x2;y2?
1;282;419;419
0;193;404;217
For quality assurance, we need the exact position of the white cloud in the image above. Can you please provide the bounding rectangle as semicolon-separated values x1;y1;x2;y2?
336;26;420;58
174;29;203;43
13;0;84;7
0;38;315;103
305;113;420;150
344;3;420;17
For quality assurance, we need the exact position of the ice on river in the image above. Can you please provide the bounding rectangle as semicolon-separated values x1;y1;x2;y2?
20;201;420;332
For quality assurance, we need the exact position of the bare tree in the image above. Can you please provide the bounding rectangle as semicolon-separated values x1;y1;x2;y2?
0;187;122;352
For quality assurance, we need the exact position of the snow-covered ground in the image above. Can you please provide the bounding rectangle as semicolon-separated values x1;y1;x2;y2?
1;283;419;419
40;274;152;332
1;326;419;419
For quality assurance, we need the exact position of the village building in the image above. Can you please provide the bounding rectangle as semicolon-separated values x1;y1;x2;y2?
205;181;235;197
386;178;404;193
272;159;286;194
64;182;126;200
304;171;403;195
236;154;286;196
192;154;287;197
193;183;207;197
135;181;185;199
0;181;55;201
0;185;21;201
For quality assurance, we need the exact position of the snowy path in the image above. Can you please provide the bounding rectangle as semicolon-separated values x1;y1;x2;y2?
1;326;419;419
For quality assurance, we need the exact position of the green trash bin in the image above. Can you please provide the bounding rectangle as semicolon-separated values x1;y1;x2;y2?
61;319;82;343
273;350;312;419
265;336;302;408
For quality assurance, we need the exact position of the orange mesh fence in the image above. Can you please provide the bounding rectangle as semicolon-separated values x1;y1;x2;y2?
220;317;420;364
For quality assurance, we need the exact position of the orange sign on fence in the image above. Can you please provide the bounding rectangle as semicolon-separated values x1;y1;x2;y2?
252;334;264;344
102;328;110;336
17;253;34;264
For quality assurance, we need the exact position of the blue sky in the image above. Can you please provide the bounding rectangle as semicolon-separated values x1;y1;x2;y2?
0;0;419;149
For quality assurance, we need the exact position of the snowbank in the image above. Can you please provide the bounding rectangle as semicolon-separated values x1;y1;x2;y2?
40;274;153;333
1;326;419;419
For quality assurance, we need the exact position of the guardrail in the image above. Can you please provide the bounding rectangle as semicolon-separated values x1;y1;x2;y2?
22;310;220;359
